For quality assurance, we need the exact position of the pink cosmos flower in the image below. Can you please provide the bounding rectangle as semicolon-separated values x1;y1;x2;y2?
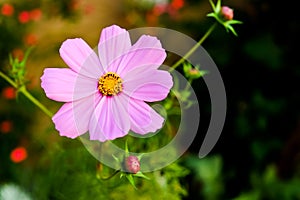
41;25;173;142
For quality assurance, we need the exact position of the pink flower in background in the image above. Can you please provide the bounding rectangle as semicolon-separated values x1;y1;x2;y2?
41;25;173;142
12;48;24;61
24;33;38;46
2;86;16;99
170;0;184;10
29;8;42;21
0;120;13;133
18;11;30;23
10;147;27;163
1;3;14;16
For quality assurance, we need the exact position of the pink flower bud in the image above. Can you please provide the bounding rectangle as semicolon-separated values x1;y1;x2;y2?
124;156;140;174
221;6;234;21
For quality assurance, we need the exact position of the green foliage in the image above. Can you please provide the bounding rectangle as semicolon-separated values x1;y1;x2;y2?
235;165;300;200
244;34;282;70
185;155;224;200
8;48;32;88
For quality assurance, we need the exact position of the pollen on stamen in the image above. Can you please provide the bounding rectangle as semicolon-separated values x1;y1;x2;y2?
98;72;123;96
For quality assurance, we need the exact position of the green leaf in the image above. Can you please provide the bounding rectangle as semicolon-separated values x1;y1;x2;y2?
227;25;238;36
126;174;137;189
133;172;150;180
215;0;221;13
209;0;216;11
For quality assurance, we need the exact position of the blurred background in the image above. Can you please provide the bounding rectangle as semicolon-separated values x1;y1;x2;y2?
0;0;299;199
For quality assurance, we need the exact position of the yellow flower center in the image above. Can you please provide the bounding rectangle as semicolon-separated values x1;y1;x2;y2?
98;72;123;96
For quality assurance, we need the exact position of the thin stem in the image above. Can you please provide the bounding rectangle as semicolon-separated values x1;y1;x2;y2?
170;22;217;72
0;70;54;118
0;71;17;88
99;169;120;180
19;87;54;118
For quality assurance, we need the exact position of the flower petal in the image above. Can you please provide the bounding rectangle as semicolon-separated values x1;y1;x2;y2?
89;93;130;141
123;67;173;102
52;93;101;139
60;38;103;78
41;68;98;102
129;98;164;134
107;35;166;77
98;25;131;71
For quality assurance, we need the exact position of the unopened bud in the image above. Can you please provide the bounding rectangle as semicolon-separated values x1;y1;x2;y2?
124;156;140;174
221;6;234;21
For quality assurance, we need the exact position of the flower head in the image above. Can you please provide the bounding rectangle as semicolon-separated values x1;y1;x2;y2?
221;6;233;21
41;25;173;142
207;0;242;36
10;147;28;163
124;155;140;174
0;120;13;133
18;11;30;24
1;3;14;16
29;9;42;21
2;86;16;99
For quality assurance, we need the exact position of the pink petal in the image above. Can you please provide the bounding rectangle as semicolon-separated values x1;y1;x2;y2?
60;38;103;78
52;93;101;139
41;68;98;102
98;25;131;71
129;98;164;134
110;35;166;77
123;67;173;102
89;93;130;141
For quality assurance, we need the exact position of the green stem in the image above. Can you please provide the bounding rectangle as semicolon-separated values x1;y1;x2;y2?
0;71;17;88
0;70;54;118
170;22;217;71
99;169;120;180
19;87;54;118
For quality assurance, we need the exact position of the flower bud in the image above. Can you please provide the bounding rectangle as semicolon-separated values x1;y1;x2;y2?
221;6;234;21
124;156;140;174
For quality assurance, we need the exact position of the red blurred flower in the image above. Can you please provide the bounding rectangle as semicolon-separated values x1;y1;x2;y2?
146;12;159;26
12;48;24;61
18;11;30;23
24;33;38;46
29;8;42;21
69;0;80;11
1;3;14;16
84;4;94;15
170;0;184;10
0;120;13;133
2;86;16;99
152;4;167;16
10;147;28;163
